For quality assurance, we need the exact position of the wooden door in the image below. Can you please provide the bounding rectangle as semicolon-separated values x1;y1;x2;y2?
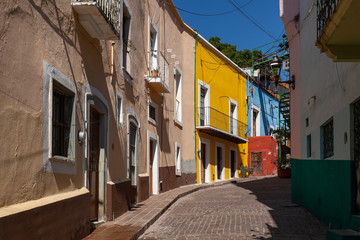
89;107;100;221
149;140;154;194
251;152;262;175
201;143;206;183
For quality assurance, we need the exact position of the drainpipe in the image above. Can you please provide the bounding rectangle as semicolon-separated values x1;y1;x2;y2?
194;31;198;183
110;41;115;80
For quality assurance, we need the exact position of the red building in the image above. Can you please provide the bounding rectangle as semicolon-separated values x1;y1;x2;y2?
248;136;278;176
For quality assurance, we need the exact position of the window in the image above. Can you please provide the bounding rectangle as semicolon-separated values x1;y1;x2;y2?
307;134;312;158
52;81;75;158
149;20;158;73
175;67;182;124
43;62;77;174
252;105;260;136
306;118;309;127
117;93;123;126
175;142;181;176
229;99;238;135
122;1;132;76
128;116;139;186
148;99;158;125
322;119;334;159
198;80;210;126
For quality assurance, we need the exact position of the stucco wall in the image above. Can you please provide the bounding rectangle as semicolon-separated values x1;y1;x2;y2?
280;0;301;159
299;0;360;160
195;38;248;183
246;79;280;137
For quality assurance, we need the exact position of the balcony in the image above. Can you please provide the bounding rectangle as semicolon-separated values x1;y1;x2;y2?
197;107;248;144
316;0;360;61
145;70;170;94
72;0;120;40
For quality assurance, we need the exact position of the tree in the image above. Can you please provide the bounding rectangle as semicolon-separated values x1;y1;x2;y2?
208;37;262;68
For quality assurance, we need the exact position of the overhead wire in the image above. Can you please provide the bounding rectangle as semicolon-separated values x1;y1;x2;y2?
162;0;238;16
226;0;277;40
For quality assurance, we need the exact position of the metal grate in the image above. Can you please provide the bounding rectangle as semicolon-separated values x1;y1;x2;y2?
322;119;334;159
317;0;339;38
355;100;360;161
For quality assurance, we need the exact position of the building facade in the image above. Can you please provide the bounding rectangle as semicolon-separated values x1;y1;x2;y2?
246;77;280;175
281;0;360;231
195;35;248;184
0;0;196;239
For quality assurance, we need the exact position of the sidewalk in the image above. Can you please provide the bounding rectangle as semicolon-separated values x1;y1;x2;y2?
84;176;270;240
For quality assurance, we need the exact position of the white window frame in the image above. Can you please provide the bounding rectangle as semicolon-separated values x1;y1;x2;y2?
174;66;183;125
121;0;133;83
148;99;158;125
149;18;158;73
198;80;210;126
175;142;181;176
215;142;225;181
229;98;238;136
116;92;124;127
251;104;261;137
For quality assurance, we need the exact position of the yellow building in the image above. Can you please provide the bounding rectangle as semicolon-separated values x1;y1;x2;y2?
195;34;248;184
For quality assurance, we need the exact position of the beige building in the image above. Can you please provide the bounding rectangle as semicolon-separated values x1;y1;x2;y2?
0;0;196;239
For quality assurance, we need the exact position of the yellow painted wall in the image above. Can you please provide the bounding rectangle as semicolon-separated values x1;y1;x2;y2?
195;39;248;183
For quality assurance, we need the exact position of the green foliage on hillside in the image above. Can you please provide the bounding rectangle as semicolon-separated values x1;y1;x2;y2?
209;37;262;68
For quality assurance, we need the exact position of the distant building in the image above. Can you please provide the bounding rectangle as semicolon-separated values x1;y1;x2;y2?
195;34;248;183
246;74;280;175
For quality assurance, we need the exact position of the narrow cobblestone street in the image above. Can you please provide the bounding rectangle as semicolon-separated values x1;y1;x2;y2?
139;177;327;240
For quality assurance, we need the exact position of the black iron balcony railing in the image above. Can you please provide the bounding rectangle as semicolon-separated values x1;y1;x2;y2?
317;0;339;38
72;0;121;39
197;107;247;142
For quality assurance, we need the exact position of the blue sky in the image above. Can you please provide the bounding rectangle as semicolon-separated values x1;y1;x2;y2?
172;0;284;51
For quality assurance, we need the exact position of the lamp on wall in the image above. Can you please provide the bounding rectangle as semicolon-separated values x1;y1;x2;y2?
270;55;295;90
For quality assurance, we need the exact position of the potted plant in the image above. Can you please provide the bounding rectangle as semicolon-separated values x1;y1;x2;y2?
277;155;291;178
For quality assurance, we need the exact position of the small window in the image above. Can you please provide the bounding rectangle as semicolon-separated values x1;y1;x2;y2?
175;67;182;124
307;134;311;158
122;2;132;76
52;81;75;159
148;99;158;125
306;118;309;127
117;93;124;126
149;21;158;73
322;119;334;159
175;142;181;176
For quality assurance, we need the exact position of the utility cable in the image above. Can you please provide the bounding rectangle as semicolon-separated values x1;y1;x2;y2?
226;0;277;40
162;0;238;16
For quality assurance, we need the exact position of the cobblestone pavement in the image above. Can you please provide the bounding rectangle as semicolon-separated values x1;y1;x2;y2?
139;177;327;240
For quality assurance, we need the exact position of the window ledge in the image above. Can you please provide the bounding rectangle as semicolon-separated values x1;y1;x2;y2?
148;118;157;126
49;156;75;164
176;171;181;177
122;67;133;85
174;119;183;128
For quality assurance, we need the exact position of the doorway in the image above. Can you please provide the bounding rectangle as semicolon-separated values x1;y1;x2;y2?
89;106;100;221
230;149;237;178
353;99;360;213
148;132;159;195
85;92;108;223
201;143;206;183
251;151;262;175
